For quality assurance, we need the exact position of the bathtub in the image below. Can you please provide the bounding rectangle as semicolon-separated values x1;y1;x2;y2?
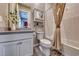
62;39;79;56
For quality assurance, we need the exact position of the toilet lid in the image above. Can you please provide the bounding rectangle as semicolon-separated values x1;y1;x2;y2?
40;39;51;45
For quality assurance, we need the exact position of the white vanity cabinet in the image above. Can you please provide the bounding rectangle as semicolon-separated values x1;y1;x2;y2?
19;39;33;56
0;32;33;56
0;42;19;56
0;39;33;56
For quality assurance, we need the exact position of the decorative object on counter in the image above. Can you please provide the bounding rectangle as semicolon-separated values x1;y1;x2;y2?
11;23;16;30
8;3;18;31
8;20;11;31
0;16;5;31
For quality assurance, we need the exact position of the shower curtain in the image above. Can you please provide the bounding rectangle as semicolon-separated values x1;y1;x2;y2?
52;3;65;51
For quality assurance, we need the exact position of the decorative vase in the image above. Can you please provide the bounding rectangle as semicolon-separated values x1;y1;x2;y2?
12;24;16;30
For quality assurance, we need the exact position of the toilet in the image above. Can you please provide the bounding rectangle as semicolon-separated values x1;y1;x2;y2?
37;32;52;56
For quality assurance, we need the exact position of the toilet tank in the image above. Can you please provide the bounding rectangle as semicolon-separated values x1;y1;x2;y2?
37;32;44;40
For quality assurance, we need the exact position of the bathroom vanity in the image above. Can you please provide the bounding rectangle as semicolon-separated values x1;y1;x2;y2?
0;30;34;56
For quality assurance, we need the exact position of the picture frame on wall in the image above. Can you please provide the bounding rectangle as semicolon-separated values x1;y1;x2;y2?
33;8;44;22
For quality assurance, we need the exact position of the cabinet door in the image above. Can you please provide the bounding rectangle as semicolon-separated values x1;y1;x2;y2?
0;42;19;56
0;46;5;56
19;39;33;56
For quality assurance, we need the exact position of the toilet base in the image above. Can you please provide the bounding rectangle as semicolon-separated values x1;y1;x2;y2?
39;46;50;56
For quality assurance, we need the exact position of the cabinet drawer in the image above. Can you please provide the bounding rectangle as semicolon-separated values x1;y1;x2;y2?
0;33;33;42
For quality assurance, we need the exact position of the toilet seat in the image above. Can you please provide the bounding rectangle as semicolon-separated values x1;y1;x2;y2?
40;39;51;48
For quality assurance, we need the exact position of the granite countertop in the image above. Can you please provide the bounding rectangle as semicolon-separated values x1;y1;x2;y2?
0;29;34;35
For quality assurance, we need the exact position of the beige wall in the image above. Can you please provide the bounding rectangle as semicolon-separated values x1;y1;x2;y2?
33;3;45;11
0;3;8;31
61;3;79;55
